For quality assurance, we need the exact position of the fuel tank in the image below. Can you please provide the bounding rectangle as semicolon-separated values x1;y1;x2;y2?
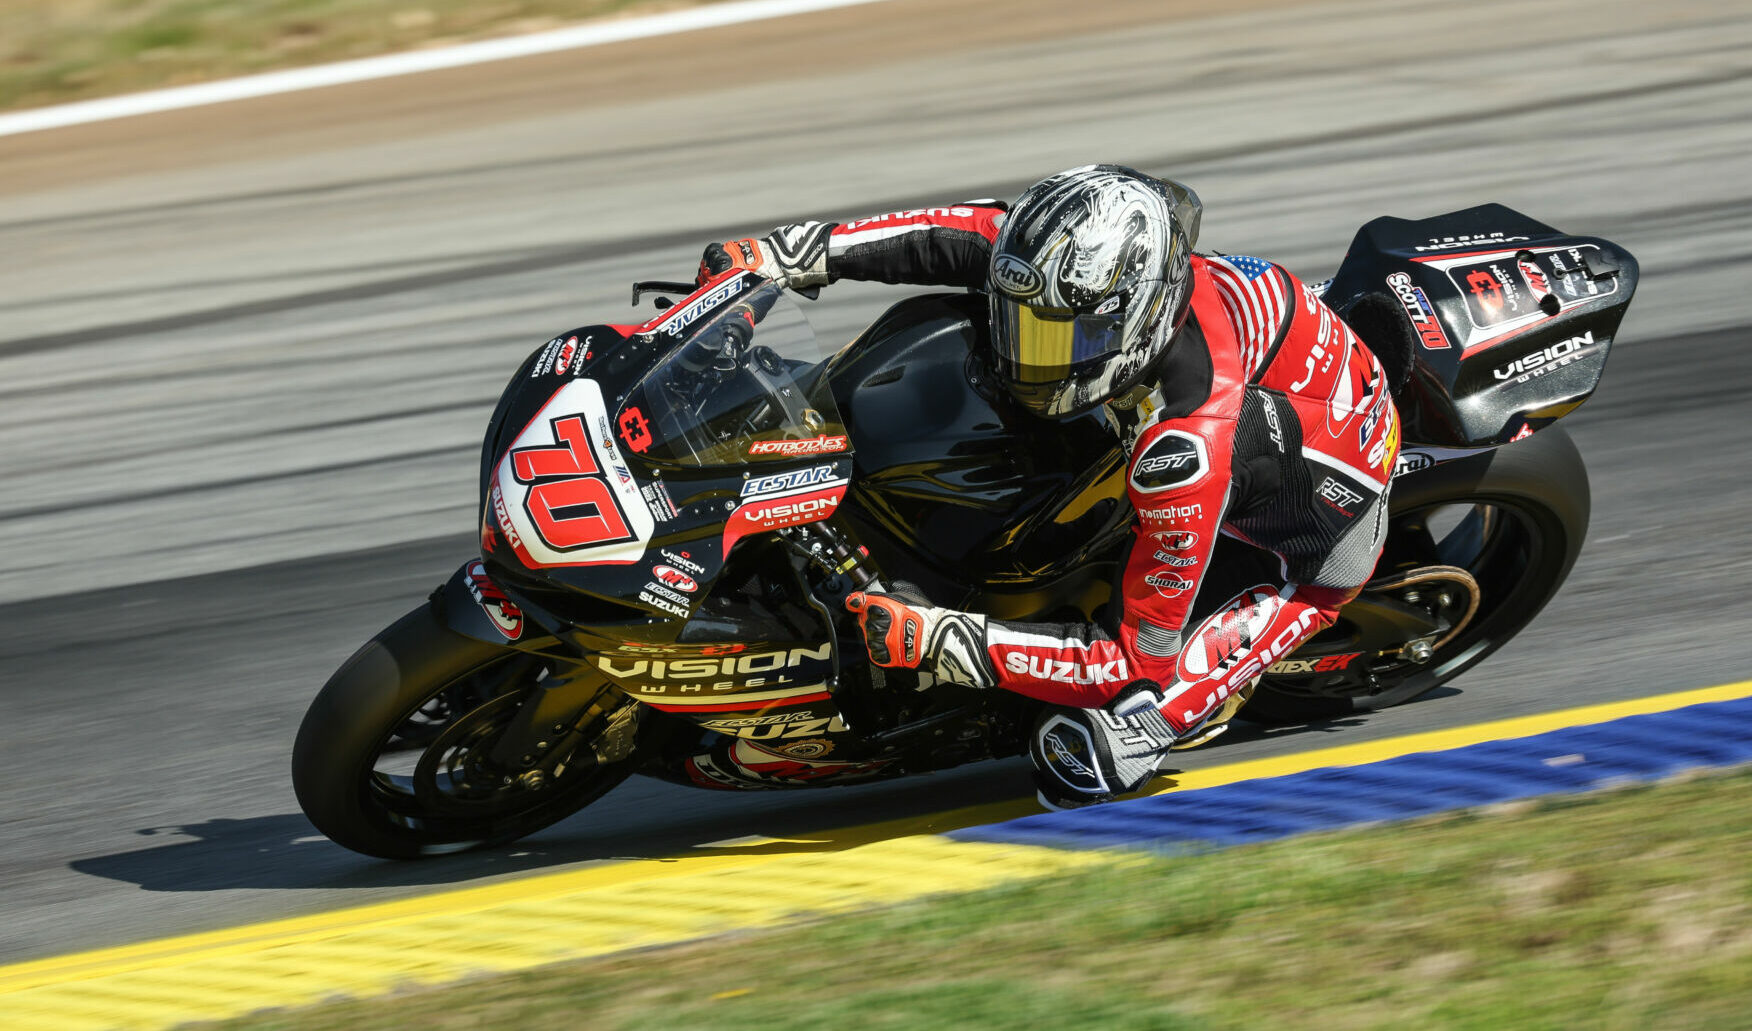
823;293;1132;619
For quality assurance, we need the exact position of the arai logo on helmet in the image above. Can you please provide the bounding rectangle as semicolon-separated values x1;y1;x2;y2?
992;254;1045;298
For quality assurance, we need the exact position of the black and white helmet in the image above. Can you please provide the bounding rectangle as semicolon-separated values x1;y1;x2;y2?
987;165;1202;418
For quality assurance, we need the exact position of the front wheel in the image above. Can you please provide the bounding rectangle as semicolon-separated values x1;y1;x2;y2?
291;601;639;859
1245;425;1591;723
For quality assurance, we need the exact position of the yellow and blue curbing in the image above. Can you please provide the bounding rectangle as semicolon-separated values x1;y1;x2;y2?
2;680;1749;1030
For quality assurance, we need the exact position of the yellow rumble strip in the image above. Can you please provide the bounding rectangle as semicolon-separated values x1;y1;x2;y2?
0;837;1108;1031
2;679;1747;1030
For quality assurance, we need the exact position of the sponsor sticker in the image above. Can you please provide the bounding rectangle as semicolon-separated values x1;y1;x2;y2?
638;480;680;522
638;589;689;617
1004;653;1130;686
1267;652;1360;675
651;564;699;593
1413;232;1531;253
463;560;524;640
553;337;578;376
992;253;1046;297
740;464;843;498
660;549;706;576
650;274;745;336
748;435;849;457
1137;502;1203;522
530;336;563;378
1493;331;1597;384
1129;430;1208;493
1145;570;1196;597
1394;450;1435;476
618;406;653;453
1385;272;1450;350
722;485;847;552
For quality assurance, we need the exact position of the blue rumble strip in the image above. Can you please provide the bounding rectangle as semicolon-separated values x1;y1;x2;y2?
952;696;1752;852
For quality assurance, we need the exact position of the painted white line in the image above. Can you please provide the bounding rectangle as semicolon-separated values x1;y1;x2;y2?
0;0;893;139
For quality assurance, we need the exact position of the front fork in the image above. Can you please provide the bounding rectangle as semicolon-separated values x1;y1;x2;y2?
436;560;642;783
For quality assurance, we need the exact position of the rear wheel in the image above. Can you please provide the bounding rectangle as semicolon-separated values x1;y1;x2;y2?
291;601;639;859
1244;425;1590;723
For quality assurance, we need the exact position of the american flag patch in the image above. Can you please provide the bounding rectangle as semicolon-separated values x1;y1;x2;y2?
1207;255;1288;378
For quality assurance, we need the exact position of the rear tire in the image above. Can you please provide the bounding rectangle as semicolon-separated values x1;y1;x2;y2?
292;601;637;859
1244;425;1590;723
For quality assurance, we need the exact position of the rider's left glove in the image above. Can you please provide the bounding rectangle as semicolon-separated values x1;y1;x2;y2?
697;221;835;293
845;589;997;689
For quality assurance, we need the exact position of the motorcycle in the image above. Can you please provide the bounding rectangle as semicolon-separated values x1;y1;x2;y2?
292;202;1638;858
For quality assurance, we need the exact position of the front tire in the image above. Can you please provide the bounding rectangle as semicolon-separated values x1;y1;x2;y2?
1245;425;1591;723
292;601;637;859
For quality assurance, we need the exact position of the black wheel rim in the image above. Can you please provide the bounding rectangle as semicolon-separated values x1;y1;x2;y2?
1262;495;1561;708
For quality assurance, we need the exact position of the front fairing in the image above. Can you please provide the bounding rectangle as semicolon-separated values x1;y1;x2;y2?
475;275;851;631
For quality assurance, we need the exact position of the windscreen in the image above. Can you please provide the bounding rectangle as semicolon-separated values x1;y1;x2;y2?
614;280;849;469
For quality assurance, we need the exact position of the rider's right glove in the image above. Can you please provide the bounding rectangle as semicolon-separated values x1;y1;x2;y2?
845;588;997;689
697;221;835;293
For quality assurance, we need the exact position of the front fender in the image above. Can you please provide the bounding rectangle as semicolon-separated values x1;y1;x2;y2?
438;559;568;653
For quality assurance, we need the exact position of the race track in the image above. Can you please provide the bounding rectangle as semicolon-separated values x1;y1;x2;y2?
2;0;1750;965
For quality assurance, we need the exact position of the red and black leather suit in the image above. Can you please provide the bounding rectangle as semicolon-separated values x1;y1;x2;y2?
788;201;1398;738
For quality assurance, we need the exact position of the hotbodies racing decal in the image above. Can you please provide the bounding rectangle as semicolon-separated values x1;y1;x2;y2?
490;378;655;568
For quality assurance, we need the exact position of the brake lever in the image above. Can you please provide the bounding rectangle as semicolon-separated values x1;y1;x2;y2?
631;280;699;306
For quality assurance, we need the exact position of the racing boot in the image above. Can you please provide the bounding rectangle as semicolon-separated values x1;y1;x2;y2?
1028;683;1177;810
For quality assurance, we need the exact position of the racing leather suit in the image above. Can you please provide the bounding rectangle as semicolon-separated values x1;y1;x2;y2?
760;201;1398;741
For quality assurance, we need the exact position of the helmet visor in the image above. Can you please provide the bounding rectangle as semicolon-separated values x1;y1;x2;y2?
989;296;1126;385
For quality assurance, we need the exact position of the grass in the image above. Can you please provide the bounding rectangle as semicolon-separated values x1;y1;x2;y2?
198;766;1752;1030
0;0;734;112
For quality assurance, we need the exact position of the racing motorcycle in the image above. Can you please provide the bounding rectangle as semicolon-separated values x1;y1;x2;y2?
292;203;1638;858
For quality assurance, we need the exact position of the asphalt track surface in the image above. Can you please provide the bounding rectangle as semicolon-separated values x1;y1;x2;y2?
1;0;1750;967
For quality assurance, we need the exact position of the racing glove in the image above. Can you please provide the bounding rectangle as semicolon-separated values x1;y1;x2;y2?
845;589;997;689
1028;683;1177;810
698;221;835;293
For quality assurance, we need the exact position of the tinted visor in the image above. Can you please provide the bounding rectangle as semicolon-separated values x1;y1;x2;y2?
989;296;1126;384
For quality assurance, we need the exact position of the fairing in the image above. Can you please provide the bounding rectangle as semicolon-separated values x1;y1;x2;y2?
473;275;851;631
1322;203;1637;447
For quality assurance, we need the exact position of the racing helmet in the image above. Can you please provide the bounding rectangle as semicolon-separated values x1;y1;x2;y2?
987;165;1202;418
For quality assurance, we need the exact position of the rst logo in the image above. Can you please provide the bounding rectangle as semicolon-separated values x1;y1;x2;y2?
1129;430;1207;493
1384;272;1450;350
1317;476;1367;514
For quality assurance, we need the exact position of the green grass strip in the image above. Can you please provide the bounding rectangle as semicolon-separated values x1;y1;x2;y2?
205;766;1752;1030
0;0;734;112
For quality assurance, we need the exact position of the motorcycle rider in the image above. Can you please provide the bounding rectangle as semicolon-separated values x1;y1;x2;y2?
698;165;1399;809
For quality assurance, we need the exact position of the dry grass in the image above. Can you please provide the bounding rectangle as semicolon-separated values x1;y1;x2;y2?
0;0;729;111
